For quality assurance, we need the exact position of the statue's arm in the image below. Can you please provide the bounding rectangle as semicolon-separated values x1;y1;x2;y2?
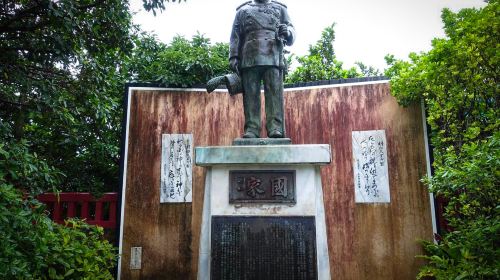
281;7;295;46
229;11;241;73
229;11;241;61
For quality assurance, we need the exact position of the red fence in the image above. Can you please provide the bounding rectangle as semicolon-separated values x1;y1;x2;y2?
37;192;118;229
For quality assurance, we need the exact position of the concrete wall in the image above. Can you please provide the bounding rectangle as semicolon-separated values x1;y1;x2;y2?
118;80;434;279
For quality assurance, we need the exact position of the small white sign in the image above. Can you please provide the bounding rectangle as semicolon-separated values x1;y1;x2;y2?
160;134;193;203
130;247;142;270
352;130;390;203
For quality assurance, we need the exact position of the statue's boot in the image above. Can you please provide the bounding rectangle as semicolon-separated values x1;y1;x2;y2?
242;131;259;138
268;130;283;138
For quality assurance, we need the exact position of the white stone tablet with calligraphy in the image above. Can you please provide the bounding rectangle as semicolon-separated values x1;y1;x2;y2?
160;134;193;203
352;130;390;203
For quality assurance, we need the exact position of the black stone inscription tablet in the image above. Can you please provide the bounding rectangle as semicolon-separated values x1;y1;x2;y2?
211;216;317;280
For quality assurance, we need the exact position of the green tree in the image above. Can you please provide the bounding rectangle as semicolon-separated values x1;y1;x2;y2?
385;1;499;279
128;33;230;87
286;23;380;83
0;1;220;195
0;0;135;194
142;0;186;15
355;62;382;77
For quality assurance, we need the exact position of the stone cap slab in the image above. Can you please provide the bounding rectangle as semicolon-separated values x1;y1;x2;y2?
195;144;331;166
232;138;292;146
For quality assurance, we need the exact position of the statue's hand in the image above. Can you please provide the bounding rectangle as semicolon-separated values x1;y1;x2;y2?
278;24;290;38
230;57;240;75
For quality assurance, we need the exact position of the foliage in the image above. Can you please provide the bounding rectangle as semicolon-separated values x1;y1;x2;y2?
355;62;382;77
425;134;499;227
0;184;117;279
385;1;499;279
417;134;500;280
0;0;229;196
142;0;186;15
385;2;499;151
128;33;230;87
419;223;499;279
0;123;62;195
286;24;380;83
0;0;134;194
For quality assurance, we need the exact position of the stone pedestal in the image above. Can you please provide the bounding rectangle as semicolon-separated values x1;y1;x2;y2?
196;144;332;280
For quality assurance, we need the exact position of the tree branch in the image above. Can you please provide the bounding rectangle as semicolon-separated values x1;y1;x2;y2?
0;18;51;33
0;98;28;107
0;2;45;31
77;0;106;10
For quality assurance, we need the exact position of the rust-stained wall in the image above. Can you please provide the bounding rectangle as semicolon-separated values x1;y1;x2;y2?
119;82;434;280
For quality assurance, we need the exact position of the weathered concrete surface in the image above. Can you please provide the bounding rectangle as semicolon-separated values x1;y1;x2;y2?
284;84;432;279
120;82;433;279
195;144;331;166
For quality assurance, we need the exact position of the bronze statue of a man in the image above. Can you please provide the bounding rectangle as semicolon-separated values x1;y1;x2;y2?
230;0;295;138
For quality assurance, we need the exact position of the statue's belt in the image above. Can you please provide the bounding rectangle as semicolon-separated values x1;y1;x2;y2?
245;30;277;41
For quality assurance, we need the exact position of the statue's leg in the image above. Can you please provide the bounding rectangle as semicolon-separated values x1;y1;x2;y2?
241;68;262;138
263;67;284;138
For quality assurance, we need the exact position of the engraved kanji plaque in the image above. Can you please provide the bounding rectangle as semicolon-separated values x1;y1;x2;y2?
229;170;296;204
211;216;317;280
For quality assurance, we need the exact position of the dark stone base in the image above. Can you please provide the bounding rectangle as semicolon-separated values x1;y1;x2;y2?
232;138;292;146
211;216;317;280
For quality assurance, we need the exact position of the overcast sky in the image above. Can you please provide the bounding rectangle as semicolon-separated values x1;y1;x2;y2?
130;0;485;70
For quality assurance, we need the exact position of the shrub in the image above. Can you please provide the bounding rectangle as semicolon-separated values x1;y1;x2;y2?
417;134;500;280
0;185;117;279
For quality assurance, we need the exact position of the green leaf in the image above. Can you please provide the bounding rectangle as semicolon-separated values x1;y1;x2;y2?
64;269;75;277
